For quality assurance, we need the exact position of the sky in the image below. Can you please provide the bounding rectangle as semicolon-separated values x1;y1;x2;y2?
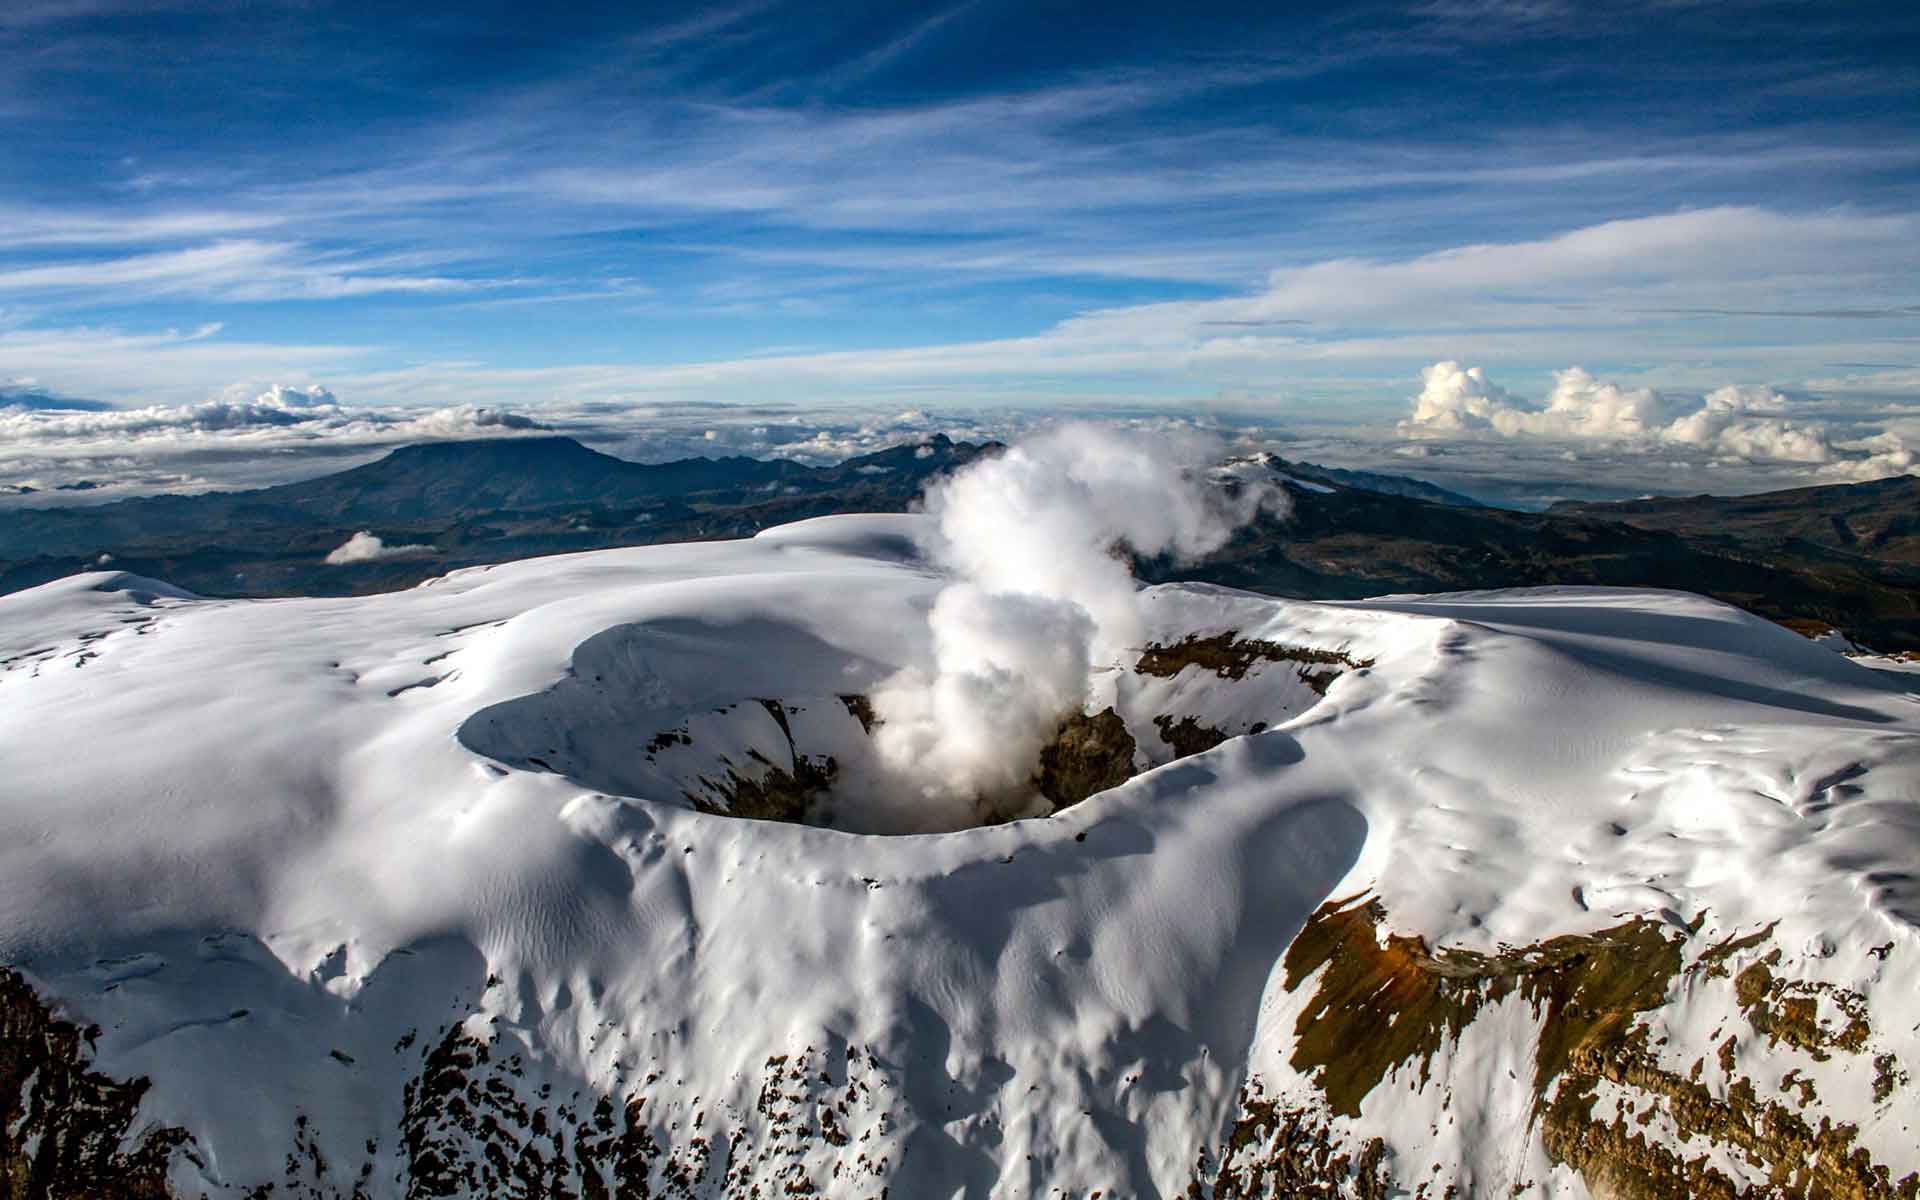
2;0;1919;506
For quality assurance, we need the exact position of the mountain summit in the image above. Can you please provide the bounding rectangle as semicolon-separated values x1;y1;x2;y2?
1;514;1916;1197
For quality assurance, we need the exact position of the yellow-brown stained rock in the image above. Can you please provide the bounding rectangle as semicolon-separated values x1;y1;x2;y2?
1260;897;1919;1200
1278;893;1682;1117
1736;951;1878;1062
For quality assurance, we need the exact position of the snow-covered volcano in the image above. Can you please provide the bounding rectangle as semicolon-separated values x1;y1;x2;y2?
3;513;1919;1197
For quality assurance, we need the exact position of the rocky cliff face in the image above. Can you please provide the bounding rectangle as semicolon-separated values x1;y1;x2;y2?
1208;898;1916;1198
1;969;187;1200
10;903;1912;1198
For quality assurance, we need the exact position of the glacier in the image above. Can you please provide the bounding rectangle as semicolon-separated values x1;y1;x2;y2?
1;513;1917;1197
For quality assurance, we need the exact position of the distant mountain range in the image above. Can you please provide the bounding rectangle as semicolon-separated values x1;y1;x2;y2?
1551;473;1920;565
1171;469;1920;652
3;436;1916;650
0;435;990;597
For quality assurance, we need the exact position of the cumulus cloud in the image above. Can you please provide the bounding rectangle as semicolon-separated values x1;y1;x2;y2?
1661;384;1789;447
1401;362;1515;433
391;404;545;438
1513;368;1679;440
1816;431;1918;482
251;383;337;409
858;425;1286;831
323;531;434;565
1402;363;1678;440
1398;361;1918;480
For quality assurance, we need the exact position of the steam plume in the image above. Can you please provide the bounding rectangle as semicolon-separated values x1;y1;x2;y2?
866;425;1285;826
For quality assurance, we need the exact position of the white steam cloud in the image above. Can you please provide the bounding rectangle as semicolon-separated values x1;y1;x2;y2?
324;531;433;565
863;425;1285;828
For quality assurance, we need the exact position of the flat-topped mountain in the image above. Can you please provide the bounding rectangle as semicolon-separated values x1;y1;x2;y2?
272;436;812;520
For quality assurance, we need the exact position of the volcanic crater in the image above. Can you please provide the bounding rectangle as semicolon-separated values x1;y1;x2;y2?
458;615;1362;834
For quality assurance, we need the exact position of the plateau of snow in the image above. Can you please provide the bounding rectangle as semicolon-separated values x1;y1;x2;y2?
1;512;1917;1196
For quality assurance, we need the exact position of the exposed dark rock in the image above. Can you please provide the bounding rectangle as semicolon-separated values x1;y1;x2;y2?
1;967;193;1199
1136;633;1371;692
837;693;878;735
1152;713;1231;759
643;728;690;756
1033;707;1138;813
1199;1083;1393;1199
688;755;837;824
399;1027;894;1198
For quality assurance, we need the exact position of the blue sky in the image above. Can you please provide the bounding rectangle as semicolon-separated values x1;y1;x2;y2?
2;0;1919;502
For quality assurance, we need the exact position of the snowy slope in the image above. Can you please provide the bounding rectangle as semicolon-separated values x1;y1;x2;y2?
2;513;1917;1197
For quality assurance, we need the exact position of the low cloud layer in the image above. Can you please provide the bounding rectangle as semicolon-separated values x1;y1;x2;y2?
0;384;554;502
1399;361;1917;483
1;383;544;442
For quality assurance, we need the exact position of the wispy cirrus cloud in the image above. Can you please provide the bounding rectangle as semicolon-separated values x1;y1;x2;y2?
0;320;364;395
0;240;491;304
0;0;1916;511
0;208;286;247
2;207;1916;415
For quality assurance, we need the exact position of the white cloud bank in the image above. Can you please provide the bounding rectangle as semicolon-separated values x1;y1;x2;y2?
0;381;549;480
324;531;433;565
0;383;545;443
1400;361;1918;482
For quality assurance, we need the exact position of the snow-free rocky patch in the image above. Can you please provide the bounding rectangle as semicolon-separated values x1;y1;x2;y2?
2;514;1919;1197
